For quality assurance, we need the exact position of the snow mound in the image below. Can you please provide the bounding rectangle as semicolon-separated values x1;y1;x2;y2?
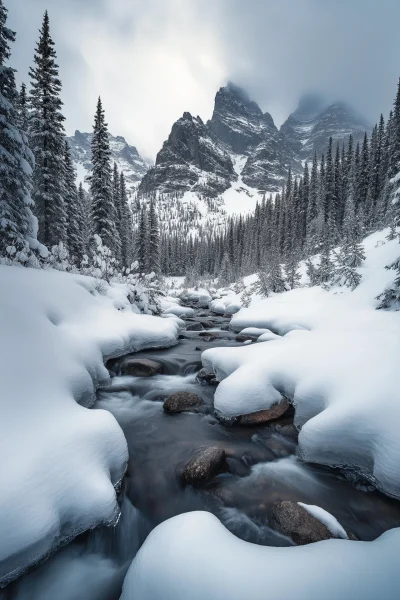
210;293;241;315
239;327;276;338
0;266;179;585
120;511;400;600
257;330;281;342
202;231;400;498
297;503;348;539
164;305;195;318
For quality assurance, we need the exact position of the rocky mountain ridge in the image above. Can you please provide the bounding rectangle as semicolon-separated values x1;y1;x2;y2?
139;83;371;198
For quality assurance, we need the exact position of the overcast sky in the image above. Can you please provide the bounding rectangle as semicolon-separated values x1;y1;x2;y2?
8;0;400;161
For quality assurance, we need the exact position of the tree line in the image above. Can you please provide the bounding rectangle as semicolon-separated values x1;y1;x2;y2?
0;3;161;275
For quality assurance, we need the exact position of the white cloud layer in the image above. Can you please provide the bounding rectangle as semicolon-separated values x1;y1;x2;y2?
8;0;400;160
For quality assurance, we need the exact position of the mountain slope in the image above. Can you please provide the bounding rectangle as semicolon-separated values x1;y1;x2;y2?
280;95;370;161
139;112;236;198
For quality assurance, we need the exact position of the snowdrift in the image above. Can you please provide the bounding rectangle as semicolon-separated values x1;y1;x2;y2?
120;511;400;600
0;266;179;585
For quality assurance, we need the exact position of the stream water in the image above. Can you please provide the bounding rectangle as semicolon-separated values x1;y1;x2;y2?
3;306;400;600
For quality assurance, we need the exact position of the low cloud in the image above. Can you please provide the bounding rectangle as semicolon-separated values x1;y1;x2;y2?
8;0;400;160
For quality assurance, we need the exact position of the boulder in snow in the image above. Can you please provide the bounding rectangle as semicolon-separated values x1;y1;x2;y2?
269;501;352;545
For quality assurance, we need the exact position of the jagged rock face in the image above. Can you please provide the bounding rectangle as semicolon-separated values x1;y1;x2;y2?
67;130;149;190
241;133;291;191
139;112;236;197
208;82;277;155
280;95;370;162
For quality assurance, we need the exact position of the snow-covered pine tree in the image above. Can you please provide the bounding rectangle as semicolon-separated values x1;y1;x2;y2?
0;0;36;257
29;11;67;247
16;82;29;132
136;205;148;274
111;162;122;261
219;251;233;287
90;97;118;255
333;161;365;290
286;248;301;290
63;140;84;265
148;198;160;274
78;182;91;255
316;222;334;288
119;172;133;268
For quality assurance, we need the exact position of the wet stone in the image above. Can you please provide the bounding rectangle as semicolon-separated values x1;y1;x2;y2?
182;446;227;487
163;391;204;414
120;358;162;377
237;399;290;425
186;322;205;331
196;368;218;386
269;501;353;545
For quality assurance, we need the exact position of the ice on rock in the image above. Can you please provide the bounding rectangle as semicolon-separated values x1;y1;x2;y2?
297;503;348;539
120;511;400;600
0;266;179;585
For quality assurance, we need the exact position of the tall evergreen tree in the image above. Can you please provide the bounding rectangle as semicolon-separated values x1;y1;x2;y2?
0;0;35;256
16;82;29;132
90;97;117;252
63;140;83;264
29;11;67;247
148;198;160;273
333;162;365;289
136;206;148;273
119;172;132;267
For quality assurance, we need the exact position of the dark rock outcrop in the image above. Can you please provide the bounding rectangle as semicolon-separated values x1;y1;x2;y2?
139;112;236;197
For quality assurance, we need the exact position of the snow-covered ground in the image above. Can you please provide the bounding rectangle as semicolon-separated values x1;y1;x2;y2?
0;266;179;585
120;511;400;600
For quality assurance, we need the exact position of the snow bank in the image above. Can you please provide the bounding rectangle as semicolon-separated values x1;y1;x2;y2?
164;305;195;318
210;293;241;315
297;503;348;539
257;330;281;342
0;266;179;585
239;327;276;338
120;511;400;600
202;231;400;498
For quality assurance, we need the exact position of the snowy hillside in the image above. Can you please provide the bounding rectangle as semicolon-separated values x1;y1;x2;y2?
67;130;150;192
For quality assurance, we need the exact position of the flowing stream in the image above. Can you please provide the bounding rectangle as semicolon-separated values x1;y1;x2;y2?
3;305;400;600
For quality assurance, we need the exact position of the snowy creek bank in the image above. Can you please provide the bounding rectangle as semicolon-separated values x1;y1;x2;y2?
3;293;400;599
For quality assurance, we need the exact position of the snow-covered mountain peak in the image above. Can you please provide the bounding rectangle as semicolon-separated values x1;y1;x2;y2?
208;82;277;155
